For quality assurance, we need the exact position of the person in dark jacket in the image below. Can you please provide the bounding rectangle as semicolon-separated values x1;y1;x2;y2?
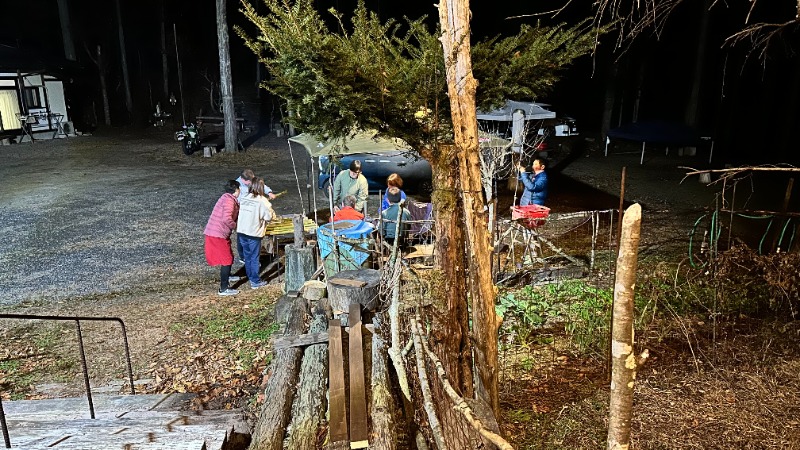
518;156;548;206
204;180;241;296
381;190;411;247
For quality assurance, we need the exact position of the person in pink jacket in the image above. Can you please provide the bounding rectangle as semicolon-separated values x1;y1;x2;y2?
204;180;241;296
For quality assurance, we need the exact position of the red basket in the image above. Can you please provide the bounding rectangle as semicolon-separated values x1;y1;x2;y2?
511;204;550;229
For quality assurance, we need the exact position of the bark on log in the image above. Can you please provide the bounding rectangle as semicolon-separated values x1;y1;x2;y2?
285;243;316;293
287;300;332;450
370;315;397;450
328;269;381;316
607;204;642;450
250;298;309;450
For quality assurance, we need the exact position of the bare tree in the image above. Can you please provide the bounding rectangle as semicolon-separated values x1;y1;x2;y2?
114;0;133;116
160;1;170;101
216;0;238;152
85;44;111;126
56;0;76;61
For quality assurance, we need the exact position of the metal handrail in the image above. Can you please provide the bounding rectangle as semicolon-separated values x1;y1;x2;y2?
0;314;136;448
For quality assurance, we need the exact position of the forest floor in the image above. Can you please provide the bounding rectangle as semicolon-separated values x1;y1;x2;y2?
1;129;799;449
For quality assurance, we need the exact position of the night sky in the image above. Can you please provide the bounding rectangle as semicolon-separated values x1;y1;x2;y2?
2;0;799;163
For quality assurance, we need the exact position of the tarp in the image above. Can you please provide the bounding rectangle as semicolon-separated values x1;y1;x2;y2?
289;129;510;157
289;130;412;157
477;100;556;122
607;120;701;146
316;220;374;269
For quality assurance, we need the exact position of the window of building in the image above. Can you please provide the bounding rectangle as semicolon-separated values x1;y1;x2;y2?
23;87;42;109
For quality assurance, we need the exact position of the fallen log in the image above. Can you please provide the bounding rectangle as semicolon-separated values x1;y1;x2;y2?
287;299;332;450
250;297;309;450
370;315;397;450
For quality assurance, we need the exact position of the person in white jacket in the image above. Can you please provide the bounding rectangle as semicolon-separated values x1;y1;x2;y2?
236;177;276;289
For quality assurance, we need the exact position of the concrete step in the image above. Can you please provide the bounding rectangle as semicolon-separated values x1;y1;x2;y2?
3;393;194;419
10;425;224;449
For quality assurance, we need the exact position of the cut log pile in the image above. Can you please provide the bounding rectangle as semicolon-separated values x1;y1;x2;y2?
251;268;396;450
250;266;509;450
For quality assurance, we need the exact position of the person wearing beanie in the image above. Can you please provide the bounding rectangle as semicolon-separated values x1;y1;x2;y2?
333;160;369;214
381;190;411;247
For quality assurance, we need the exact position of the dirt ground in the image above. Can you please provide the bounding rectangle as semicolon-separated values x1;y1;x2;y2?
1;130;798;448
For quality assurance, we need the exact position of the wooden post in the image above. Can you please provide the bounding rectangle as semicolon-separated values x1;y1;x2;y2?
773;178;794;252
328;319;348;445
293;214;305;248
610;165;626;378
607;204;644;450
285;241;316;294
250;298;309;450
348;304;368;449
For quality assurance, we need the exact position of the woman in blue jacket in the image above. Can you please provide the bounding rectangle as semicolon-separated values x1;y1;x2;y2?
518;156;548;206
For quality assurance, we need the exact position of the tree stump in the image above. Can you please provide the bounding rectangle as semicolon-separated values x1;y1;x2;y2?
327;269;381;319
285;243;316;293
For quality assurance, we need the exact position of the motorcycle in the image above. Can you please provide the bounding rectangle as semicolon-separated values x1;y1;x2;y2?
175;123;201;155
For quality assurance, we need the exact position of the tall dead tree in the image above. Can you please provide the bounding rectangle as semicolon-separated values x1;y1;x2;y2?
160;1;170;100
56;0;76;61
85;45;111;126
438;0;500;417
114;0;133;115
216;0;238;152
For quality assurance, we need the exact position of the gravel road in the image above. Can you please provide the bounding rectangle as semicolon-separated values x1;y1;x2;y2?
0;129;322;306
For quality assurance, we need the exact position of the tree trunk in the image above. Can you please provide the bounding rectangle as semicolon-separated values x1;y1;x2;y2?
160;1;170;100
684;0;710;128
419;144;478;448
216;0;238;153
600;61;617;143
56;0;76;61
114;0;133;116
96;46;111;126
438;0;499;417
287;300;331;450
607;204;642;450
250;297;309;450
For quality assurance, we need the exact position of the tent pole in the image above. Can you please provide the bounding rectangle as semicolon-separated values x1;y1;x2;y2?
640;141;645;165
708;140;714;165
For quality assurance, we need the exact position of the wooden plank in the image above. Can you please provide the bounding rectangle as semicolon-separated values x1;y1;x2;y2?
329;278;367;288
347;304;369;449
328;319;348;444
272;331;329;350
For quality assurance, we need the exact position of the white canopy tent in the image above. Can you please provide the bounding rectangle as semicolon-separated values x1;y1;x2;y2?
477;100;556;152
476;100;556;122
